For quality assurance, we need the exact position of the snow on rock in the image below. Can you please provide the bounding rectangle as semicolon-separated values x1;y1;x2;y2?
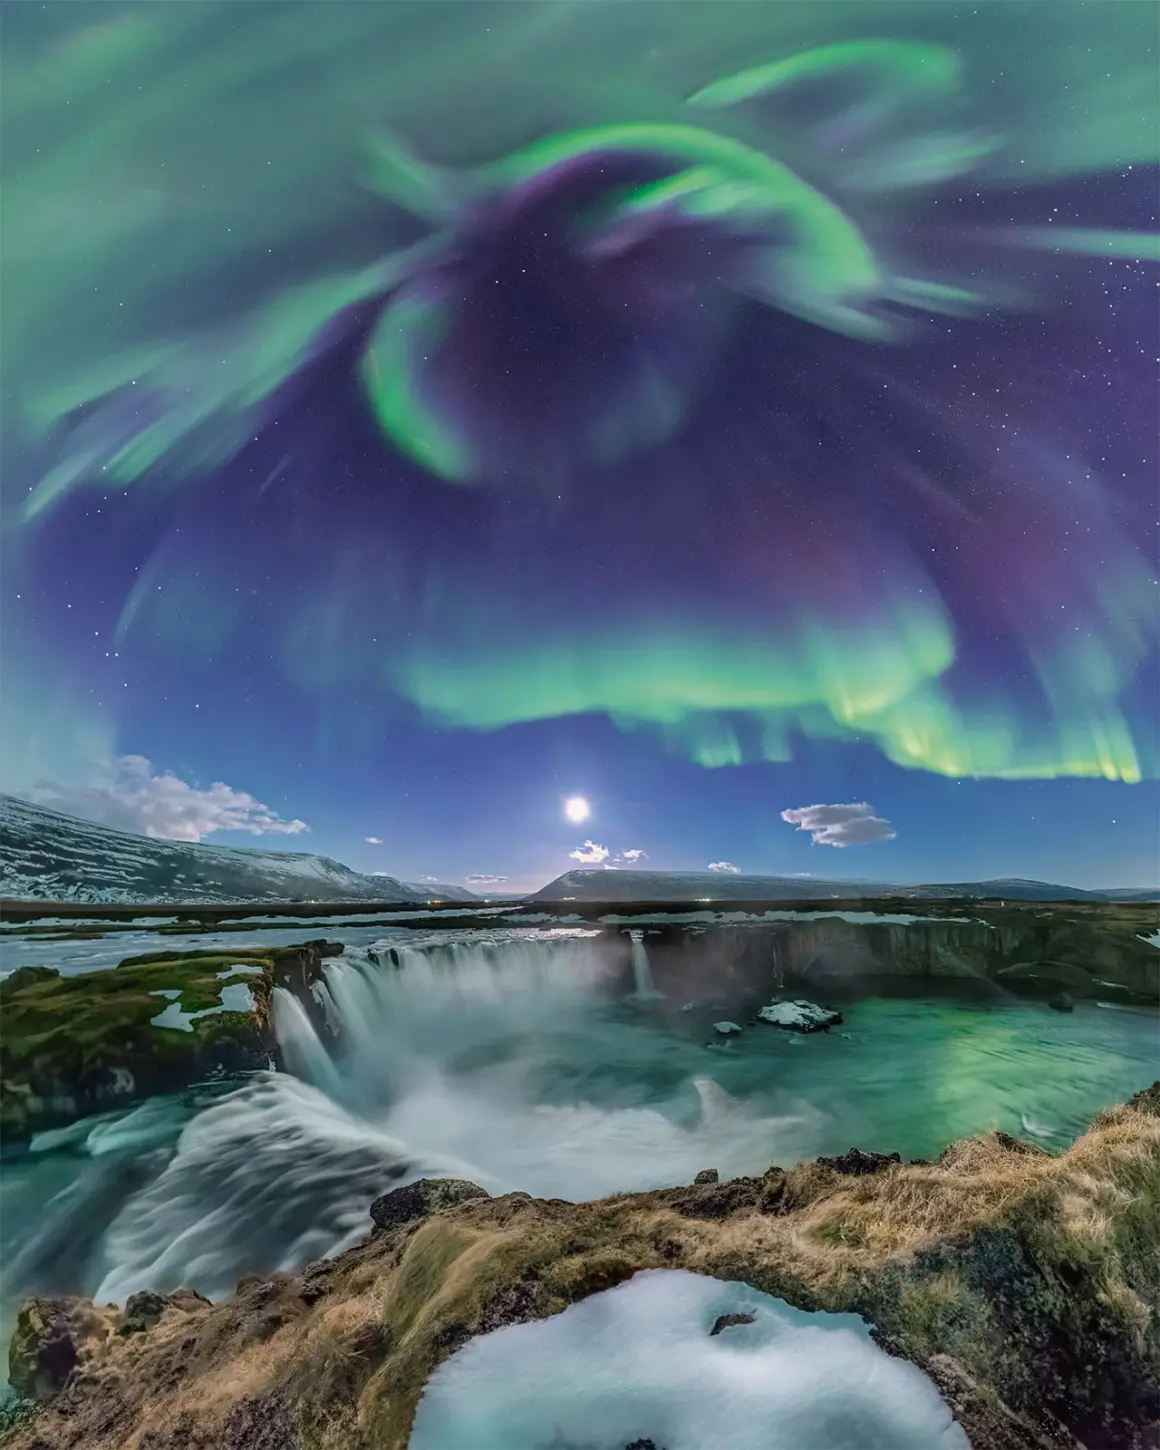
149;983;255;1032
407;1268;970;1450
757;1000;842;1033
713;1021;742;1036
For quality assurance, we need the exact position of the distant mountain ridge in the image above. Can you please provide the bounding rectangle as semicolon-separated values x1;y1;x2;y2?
399;880;480;903
530;868;1158;904
0;795;424;906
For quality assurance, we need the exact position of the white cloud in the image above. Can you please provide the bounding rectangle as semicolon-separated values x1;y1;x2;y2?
365;835;383;845
707;861;741;873
615;848;648;865
419;874;438;883
569;840;610;865
465;873;508;887
21;754;308;843
780;801;896;848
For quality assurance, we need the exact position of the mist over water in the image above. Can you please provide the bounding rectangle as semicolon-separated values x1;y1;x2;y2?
1;928;1156;1353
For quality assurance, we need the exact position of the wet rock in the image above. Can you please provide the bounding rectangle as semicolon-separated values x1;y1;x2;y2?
693;1168;719;1185
370;1177;489;1232
1047;992;1075;1012
710;1312;756;1335
118;1291;167;1336
8;1298;115;1401
816;1148;902;1176
712;1021;741;1036
756;999;842;1032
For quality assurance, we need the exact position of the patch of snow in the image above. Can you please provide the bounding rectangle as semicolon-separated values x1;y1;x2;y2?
713;1022;742;1036
407;1268;970;1450
150;983;255;1032
1139;931;1160;949
757;1001;842;1032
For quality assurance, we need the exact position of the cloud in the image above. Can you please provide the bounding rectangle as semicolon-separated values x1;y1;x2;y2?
616;848;648;865
707;861;741;873
21;754;308;843
418;874;438;883
780;801;896;848
465;873;508;887
569;840;610;865
364;835;383;845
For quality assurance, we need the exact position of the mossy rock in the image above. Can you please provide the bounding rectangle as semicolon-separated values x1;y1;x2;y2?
0;940;341;1141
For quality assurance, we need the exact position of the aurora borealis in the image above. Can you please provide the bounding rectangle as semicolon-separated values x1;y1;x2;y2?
2;1;1157;889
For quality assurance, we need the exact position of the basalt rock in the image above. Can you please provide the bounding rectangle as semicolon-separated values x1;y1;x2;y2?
6;1086;1159;1450
370;1177;491;1232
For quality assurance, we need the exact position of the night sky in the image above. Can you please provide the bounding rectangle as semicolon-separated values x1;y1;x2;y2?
2;1;1157;895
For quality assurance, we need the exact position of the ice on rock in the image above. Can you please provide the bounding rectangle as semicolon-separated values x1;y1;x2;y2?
713;1021;742;1036
407;1268;971;1450
757;1000;842;1032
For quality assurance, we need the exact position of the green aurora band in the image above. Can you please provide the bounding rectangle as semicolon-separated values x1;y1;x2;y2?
2;4;1157;785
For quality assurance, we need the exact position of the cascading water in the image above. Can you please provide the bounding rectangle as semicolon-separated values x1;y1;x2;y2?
69;928;814;1302
2;924;1155;1342
628;928;664;1001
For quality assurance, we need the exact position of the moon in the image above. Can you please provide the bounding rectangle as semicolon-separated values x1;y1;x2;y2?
564;796;591;824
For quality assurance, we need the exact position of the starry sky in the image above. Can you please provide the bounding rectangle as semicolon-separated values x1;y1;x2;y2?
2;1;1157;896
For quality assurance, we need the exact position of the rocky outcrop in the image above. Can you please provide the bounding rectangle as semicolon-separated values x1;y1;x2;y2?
621;901;1159;1005
0;940;343;1140
369;1179;490;1233
6;1087;1158;1450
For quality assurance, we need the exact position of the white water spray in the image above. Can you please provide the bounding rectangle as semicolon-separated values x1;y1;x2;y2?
628;929;664;1001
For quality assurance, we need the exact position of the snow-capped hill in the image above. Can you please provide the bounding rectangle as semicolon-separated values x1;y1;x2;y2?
529;869;1129;903
0;795;418;905
531;870;857;902
399;881;480;903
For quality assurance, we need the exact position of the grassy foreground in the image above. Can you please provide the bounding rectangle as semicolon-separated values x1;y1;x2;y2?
4;1084;1158;1450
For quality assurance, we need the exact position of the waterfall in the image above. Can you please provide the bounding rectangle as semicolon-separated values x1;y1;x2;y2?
272;988;347;1101
628;929;664;1001
272;928;613;1094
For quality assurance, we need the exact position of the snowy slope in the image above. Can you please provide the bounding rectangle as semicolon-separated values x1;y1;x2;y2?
399;880;480;903
0;795;418;905
530;869;1121;903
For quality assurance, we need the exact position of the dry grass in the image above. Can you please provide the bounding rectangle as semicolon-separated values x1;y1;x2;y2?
7;1088;1159;1450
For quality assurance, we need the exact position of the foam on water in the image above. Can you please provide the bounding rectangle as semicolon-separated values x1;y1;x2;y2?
409;1269;971;1450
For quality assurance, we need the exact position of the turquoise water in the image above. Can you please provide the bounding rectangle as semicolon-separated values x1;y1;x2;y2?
0;927;1155;1387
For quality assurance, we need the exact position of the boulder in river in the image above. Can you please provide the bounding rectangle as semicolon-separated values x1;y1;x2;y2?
712;1021;741;1036
757;1000;842;1032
